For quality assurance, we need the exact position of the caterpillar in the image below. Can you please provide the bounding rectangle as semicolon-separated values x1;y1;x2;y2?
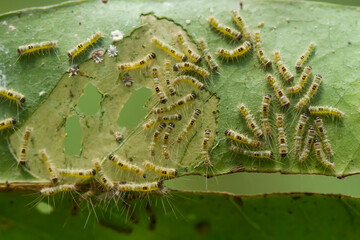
0;87;26;104
40;184;76;197
314;117;334;156
176;32;201;63
18;41;58;55
229;145;273;159
67;31;103;59
294;113;309;155
151;37;187;61
273;50;294;82
308;106;344;118
207;16;242;40
264;74;290;107
58;168;96;178
153;93;196;114
253;30;271;67
295;42;316;71
117;52;156;71
92;158;114;190
117;181;161;192
173;62;210;78
143;114;182;130
142;160;177;178
196;38;218;71
149;122;167;157
237;103;263;138
230;9;252;40
164;59;176;96
287;66;312;94
108;154;145;177
162;122;175;159
261;94;272;136
217;41;252;59
298;126;316;162
294;74;322;110
314;139;334;170
39;149;58;184
276;113;288;157
0;118;17;131
177;109;201;143
173;75;204;90
225;129;263;148
151;66;168;104
195;129;213;168
18;127;33;165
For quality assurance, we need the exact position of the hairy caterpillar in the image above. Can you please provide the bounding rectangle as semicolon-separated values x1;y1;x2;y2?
151;37;187;61
173;75;204;90
164;59;176;96
225;129;263;148
237;103;263;138
40;184;76;196
196;38;218;71
314;117;334;156
229;145;273;159
294;113;309;155
287;66;312;94
253;30;271;67
108;154;145;177
177;109;201;143
264;74;290;107
58;169;96;178
207;16;242;40
18;41;58;55
173;62;210;78
261;94;272;136
18;127;33;165
117;52;156;71
92;158;114;190
295;42;316;71
308;106;344;118
151;66;168;104
273;50;294;82
176;32;201;63
217;41;252;58
67;31;102;59
142;160;177;177
162;122;175;159
143;114;182;130
117;181;161;192
276;113;288;157
314;139;334;170
0;87;26;104
153;93;196;114
294;75;322;110
298;126;316;163
149;123;167;157
39;149;58;184
230;9;252;40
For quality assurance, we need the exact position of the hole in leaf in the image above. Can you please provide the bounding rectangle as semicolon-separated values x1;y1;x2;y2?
117;87;152;129
64;115;83;156
36;202;54;215
77;83;102;115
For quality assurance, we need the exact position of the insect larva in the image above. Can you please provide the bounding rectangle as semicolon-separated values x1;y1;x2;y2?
18;127;33;165
18;41;58;55
225;129;263;148
143;114;182;130
308;106;344;118
151;66;168;104
294;75;322;110
117;181;160;192
173;75;204;90
273;50;294;82
108;154;145;177
201;129;212;166
294;113;309;155
264;74;290;107
151;37;187;61
287;66;312;94
149;123;167;157
80;190;95;201
207;16;242;40
196;38;218;71
176;32;201;63
261;94;272;136
153;93;196;114
162;122;175;159
40;184;76;197
142;160;177;177
298;126;316;162
67;31;103;59
253;30;271;67
164;59;176;96
217;41;252;59
314;117;334;156
229;145;273;159
117;52;156;71
39;149;58;184
276;113;288;157
0;87;26;104
314;139;334;169
177;109;201;143
237;103;263;138
92;158;114;190
58;168;96;178
230;10;252;40
295;42;316;71
173;62;210;78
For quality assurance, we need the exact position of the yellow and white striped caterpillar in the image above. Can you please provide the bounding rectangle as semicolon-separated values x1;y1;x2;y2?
142;160;177;178
39;149;58;184
294;113;309;155
294;74;322;110
117;52;156;71
207;16;242;40
0;87;26;104
237;103;263;138
308;106;344;118
253;30;271;67
314;139;334;170
67;31;102;59
18;41;58;55
314;117;334;156
217;41;252;59
225;129;263;148
264;74;290;107
287;66;312;94
276;113;288;157
295;42;316;71
176;32;201;63
162;122;175;159
229;145;273;159
151;37;187;61
298;126;316;162
164;59;176;96
58;168;96;178
153;93;196;114
196;38;218;71
195;129;213;168
117;181;161;192
143;114;182;130
230;9;252;40
40;184;76;196
92;158;114;190
149;122;167;157
177;109;201;143
173;75;204;90
261;94;272;136
173;62;210;78
151;66;168;104
108;154;145;177
273;50;294;82
0;118;17;131
18;127;33;165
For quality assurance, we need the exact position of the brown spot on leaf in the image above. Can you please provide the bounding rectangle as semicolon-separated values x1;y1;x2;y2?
229;164;245;173
195;221;210;236
233;196;243;206
145;202;157;231
292;196;301;200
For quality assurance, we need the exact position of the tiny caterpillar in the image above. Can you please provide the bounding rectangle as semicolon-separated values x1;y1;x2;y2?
151;37;187;61
308;106;344;118
176;32;201;63
229;145;273;159
142;160;177;178
68;31;103;59
196;38;218;71
18;127;33;165
58;168;96;178
287;66;312;94
298;126;316;163
275;113;288;157
314;117;334;156
195;129;213;168
0;87;26;104
264;74;290;107
108;154;145;177
143;114;182;130
177;109;201;143
261;94;272;136
39;149;58;184
117;52;156;71
151;66;168;104
294;113;309;155
149;123;167;157
173;75;204;90
40;184;76;197
294;74;322;110
164;59;176;96
217;41;252;59
173;62;210;78
162;122;175;159
153;93;196;114
117;181;161;192
253;30;271;67
273;50;294;82
92;158;114;190
230;9;252;40
207;16;242;40
295;42;316;71
237;103;263;138
314;139;334;170
225;129;264;148
18;41;58;55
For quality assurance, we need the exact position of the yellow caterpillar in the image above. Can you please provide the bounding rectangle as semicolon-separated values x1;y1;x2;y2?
261;94;272;136
253;30;271;67
276;113;288;157
237;103;263;138
18;127;33;165
40;184;76;196
151;66;168;104
58;168;96;178
217;41;252;58
176;32;201;63
117;52;156;71
196;38;218;71
108;154;145;177
294;75;322;110
173;62;210;78
173;75;204;90
151;37;187;61
229;145;273;159
39;149;58;184
287;66;312;94
314;139;334;170
0;87;26;104
295;42;316;71
207;16;242;40
264;74;290;107
67;31;102;59
294;113;309;155
273;50;294;82
298;126;316;163
308;106;344;118
18;41;58;55
225;129;263;148
142;160;177;178
153;93;196;114
177;109;201;143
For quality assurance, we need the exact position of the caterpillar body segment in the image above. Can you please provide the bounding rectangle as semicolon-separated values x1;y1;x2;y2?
142;160;177;178
264;74;290;107
225;129;264;148
176;32;201;63
298;126;316;162
294;113;309;155
294;74;322;110
237;103;263;138
229;145;273;159
314;139;334;170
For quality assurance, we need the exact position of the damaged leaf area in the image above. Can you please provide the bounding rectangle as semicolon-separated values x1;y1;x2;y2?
1;0;360;185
